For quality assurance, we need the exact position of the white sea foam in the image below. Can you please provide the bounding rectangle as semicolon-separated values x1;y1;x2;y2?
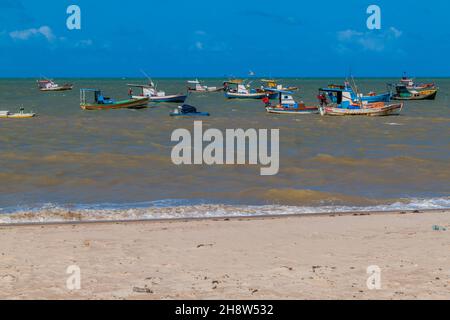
0;197;449;225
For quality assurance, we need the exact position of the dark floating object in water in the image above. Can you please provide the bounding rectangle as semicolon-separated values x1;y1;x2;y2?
170;104;210;117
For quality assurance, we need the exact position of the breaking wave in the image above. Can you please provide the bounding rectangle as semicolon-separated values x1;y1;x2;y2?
0;197;449;225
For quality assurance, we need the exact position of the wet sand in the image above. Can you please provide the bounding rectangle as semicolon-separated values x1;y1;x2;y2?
0;210;449;300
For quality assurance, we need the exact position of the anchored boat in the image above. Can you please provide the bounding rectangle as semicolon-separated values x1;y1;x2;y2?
264;89;319;115
187;79;223;93
0;108;36;119
388;74;438;100
399;73;437;91
37;79;73;92
224;79;278;99
324;82;391;103
389;84;438;101
261;79;299;92
318;88;403;116
80;89;149;110
127;81;187;103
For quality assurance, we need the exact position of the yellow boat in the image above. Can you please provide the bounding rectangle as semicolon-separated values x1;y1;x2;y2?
0;109;36;119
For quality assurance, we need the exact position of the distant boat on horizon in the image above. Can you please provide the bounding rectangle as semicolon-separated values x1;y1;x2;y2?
37;78;73;92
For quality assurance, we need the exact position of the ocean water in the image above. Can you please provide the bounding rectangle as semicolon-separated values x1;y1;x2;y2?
0;78;449;223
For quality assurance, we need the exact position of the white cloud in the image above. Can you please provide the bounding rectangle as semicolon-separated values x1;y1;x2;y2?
389;27;402;38
337;29;363;41
195;41;204;50
336;27;403;52
76;39;94;47
9;26;55;42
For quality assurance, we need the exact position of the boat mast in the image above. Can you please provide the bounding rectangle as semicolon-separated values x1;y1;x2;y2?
350;75;363;108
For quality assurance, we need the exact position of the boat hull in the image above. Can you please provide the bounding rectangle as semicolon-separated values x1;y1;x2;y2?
40;85;73;92
188;87;224;93
132;94;187;103
392;90;437;101
266;106;319;115
320;103;403;116
225;92;279;99
361;93;391;103
0;113;36;119
170;112;210;117
81;97;149;110
150;95;187;103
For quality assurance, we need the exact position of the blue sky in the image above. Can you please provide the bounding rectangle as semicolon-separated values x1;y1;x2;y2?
0;0;449;77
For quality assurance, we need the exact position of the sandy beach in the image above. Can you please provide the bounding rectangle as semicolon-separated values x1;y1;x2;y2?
0;210;449;300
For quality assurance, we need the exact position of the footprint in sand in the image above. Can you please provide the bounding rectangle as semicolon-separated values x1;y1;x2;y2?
1;274;17;283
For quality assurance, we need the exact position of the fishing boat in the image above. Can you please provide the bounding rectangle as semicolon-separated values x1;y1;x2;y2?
37;79;73;92
264;89;319;114
318;88;403;116
127;82;187;103
224;79;278;99
187;79;223;93
389;84;438;101
0;108;36;119
324;82;391;103
170;104;210;117
261;79;299;92
80;89;149;110
399;73;436;91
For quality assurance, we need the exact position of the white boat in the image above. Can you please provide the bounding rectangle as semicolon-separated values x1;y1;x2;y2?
37;79;73;92
0;108;36;118
127;82;187;103
187;79;223;92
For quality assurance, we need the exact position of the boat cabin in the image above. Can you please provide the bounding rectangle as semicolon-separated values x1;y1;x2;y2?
319;88;362;109
37;79;58;90
80;89;115;105
127;84;163;98
266;89;298;108
224;79;249;93
187;79;204;91
261;79;283;90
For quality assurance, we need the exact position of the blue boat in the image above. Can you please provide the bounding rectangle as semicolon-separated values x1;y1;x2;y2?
317;88;403;116
264;89;319;115
323;83;391;103
170;104;210;117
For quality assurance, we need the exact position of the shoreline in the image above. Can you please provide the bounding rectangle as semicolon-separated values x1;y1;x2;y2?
0;209;448;299
0;208;448;228
0;208;450;228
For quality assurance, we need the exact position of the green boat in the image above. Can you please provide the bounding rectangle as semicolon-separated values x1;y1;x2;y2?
80;89;149;110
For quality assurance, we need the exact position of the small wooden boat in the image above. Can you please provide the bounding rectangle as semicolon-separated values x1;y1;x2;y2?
37;79;73;92
390;84;438;101
187;79;223;93
0;108;36;118
80;89;149;110
127;82;187;103
224;79;278;99
264;89;319;115
170;104;210;117
261;79;299;92
318;88;403;116
319;103;403;116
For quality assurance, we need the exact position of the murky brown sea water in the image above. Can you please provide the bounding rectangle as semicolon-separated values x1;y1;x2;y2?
0;78;449;223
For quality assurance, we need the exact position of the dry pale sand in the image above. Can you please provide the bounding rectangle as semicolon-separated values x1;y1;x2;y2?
0;210;449;300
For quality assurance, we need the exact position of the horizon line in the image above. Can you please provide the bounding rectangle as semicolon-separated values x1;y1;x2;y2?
1;76;449;79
